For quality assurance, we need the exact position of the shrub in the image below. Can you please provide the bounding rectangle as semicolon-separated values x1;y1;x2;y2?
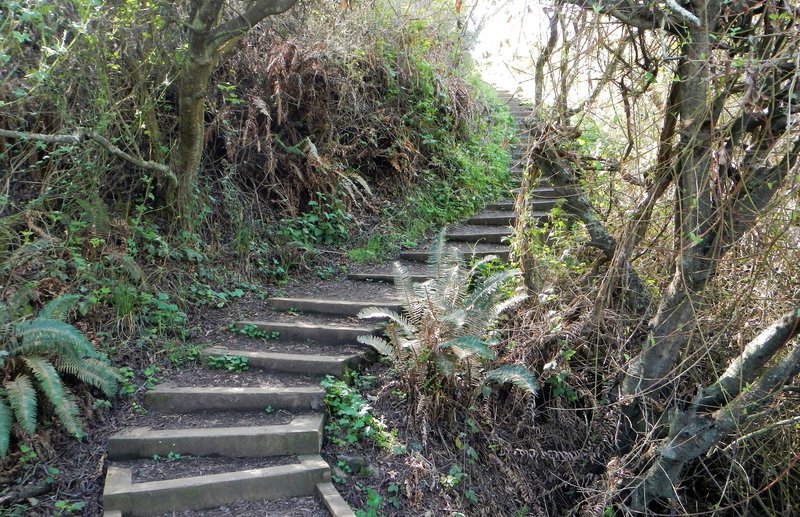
356;231;537;423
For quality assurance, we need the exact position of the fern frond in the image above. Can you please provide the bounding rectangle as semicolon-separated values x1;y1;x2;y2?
493;292;528;316
357;307;417;335
76;195;112;235
439;336;496;360
23;356;83;438
104;253;144;284
7;281;38;316
435;354;456;377
465;254;499;279
13;319;96;359
0;239;56;279
0;397;12;456
391;262;418;317
426;229;448;279
4;374;37;433
38;294;80;321
484;365;539;396
469;269;521;303
0;302;10;327
55;358;120;397
357;335;396;360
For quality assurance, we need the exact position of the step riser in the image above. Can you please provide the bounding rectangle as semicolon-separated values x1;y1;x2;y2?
104;457;329;516
269;298;401;317
487;201;556;211
234;321;380;344
347;273;430;284
108;422;322;460
446;233;511;244
399;249;510;262
467;216;516;226
145;388;324;413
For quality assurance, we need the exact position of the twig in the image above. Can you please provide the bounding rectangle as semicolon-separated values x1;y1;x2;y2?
664;0;701;27
0;128;177;188
723;415;800;451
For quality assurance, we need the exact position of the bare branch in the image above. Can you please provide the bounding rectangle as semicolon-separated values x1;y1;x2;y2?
0;128;177;187
210;0;299;51
698;308;800;408
664;0;701;27
630;316;800;509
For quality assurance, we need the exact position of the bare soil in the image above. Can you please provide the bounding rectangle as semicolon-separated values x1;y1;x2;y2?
131;408;299;429
118;455;298;483
162;364;320;388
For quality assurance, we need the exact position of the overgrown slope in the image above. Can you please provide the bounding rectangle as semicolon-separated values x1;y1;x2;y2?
0;0;514;513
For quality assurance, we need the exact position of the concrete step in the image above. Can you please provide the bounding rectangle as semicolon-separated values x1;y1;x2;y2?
103;454;330;516
467;210;549;226
317;482;357;517
108;415;323;460
269;297;401;317
531;187;560;198
145;384;325;413
467;211;516;226
232;320;381;344
446;225;513;244
202;347;363;376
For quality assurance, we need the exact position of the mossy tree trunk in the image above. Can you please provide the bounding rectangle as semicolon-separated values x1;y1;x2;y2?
170;0;298;223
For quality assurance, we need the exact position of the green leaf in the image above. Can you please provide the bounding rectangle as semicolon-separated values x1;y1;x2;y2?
0;398;11;456
4;374;37;433
483;365;539;396
439;336;496;360
38;294;80;321
14;319;96;359
23;357;83;438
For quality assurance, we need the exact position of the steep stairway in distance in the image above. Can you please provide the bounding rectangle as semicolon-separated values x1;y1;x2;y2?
101;89;557;516
348;88;563;285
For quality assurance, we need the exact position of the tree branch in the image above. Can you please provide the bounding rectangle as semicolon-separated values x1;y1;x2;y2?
528;124;654;315
0;128;177;187
630;316;800;509
699;308;800;408
210;0;299;51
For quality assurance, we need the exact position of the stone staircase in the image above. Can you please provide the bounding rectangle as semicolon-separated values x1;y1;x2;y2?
101;88;558;516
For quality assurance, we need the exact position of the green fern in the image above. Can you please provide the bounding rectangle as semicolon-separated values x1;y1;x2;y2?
4;375;37;433
0;397;11;456
484;365;539;396
0;293;120;456
357;229;532;399
13;319;97;359
356;334;397;360
38;294;81;320
23;356;84;438
439;336;496;361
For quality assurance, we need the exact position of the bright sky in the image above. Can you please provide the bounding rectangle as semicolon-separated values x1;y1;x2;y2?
469;0;548;98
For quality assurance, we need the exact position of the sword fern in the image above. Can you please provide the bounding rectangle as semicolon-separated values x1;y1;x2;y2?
0;293;121;456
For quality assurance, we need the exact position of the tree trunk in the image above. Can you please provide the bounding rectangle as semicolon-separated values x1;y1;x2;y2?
168;0;299;223
172;52;216;222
